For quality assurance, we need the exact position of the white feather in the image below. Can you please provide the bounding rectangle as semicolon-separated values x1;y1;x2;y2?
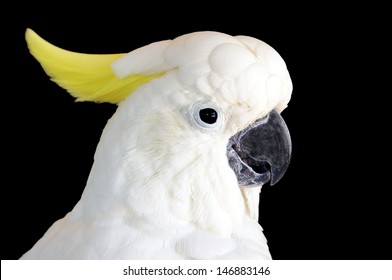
21;31;292;260
111;40;173;77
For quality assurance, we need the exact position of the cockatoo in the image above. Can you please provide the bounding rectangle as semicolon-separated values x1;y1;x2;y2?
21;28;292;260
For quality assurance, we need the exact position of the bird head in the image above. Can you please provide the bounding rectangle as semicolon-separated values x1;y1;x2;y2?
25;29;292;233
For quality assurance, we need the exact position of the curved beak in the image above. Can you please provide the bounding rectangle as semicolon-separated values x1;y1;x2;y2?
227;110;292;187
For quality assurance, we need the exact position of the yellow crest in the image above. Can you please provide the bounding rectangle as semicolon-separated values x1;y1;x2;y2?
25;28;167;103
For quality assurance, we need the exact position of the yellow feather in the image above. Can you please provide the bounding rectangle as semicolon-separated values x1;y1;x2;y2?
25;28;164;103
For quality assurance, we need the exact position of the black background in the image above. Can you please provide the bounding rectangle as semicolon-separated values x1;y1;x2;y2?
2;4;390;260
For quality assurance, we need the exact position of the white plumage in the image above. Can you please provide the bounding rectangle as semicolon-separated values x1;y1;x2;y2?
21;30;292;259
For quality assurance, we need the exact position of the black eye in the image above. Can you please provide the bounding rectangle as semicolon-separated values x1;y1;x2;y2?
199;108;218;124
187;103;222;131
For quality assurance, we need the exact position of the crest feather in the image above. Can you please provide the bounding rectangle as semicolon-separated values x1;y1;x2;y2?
25;28;165;103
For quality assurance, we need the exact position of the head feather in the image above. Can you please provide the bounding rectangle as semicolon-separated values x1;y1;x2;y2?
25;28;168;103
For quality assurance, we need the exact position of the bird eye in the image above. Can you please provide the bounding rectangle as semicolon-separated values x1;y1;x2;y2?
199;108;218;124
184;102;223;132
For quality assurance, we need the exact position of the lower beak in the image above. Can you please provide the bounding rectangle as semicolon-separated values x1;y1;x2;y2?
227;110;292;187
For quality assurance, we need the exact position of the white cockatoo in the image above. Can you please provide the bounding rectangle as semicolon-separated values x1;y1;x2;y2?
21;28;293;260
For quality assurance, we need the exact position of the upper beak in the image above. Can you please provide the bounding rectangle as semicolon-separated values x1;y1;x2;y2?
227;110;292;187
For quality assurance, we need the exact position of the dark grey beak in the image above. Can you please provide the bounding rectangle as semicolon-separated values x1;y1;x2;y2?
227;110;291;187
